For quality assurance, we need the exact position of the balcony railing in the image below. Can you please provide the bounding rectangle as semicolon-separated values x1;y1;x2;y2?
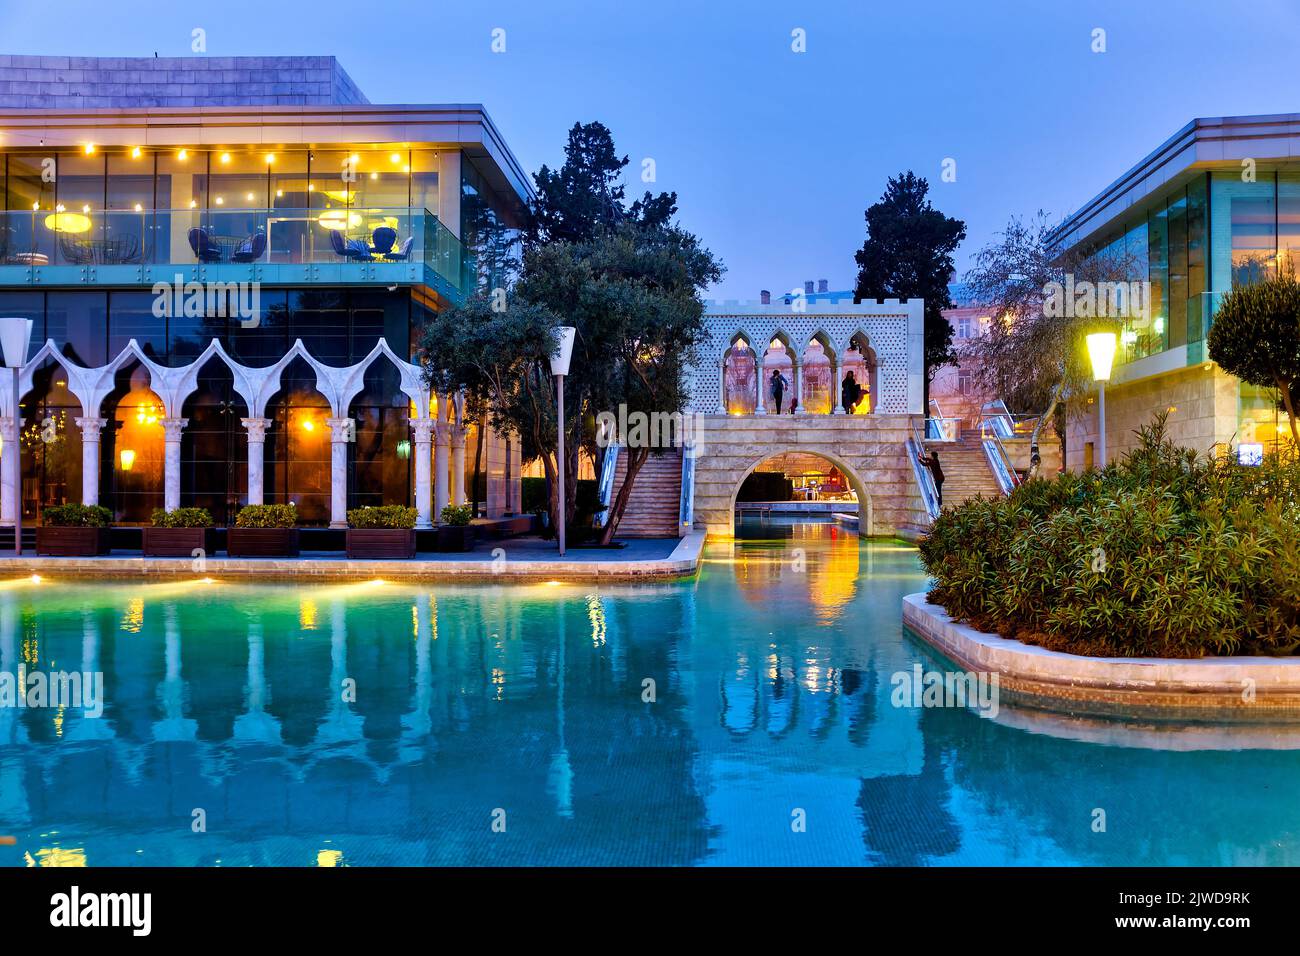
0;205;472;295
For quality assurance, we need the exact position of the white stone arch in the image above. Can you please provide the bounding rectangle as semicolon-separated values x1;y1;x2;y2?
726;447;873;537
11;341;98;418
721;329;758;415
165;339;258;422
800;329;837;414
760;329;797;414
247;339;331;419
337;338;432;421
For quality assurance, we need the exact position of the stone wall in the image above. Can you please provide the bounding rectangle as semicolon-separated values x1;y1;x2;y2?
0;55;368;108
1065;364;1238;469
691;414;926;537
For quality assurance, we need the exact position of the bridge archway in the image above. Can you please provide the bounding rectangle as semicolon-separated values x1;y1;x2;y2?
726;447;873;538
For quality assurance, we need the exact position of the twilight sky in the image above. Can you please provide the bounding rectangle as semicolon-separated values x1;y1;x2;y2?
4;0;1298;298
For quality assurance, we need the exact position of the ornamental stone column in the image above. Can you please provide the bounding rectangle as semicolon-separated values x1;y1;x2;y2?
830;357;843;414
411;418;435;529
433;422;450;521
74;417;107;506
326;418;353;528
754;358;766;415
450;425;467;506
717;359;727;414
0;416;16;526
241;417;271;506
792;361;803;415
161;417;187;512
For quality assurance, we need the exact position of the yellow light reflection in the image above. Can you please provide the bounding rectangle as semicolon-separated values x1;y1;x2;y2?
316;849;344;867
120;598;144;633
299;599;318;630
586;594;607;648
35;846;87;867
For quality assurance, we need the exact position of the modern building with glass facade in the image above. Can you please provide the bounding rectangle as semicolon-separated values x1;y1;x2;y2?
0;55;529;527
1051;114;1300;468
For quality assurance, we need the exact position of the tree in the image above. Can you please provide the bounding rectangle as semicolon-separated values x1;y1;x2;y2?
853;171;966;403
1208;273;1300;446
528;121;676;248
963;212;1137;472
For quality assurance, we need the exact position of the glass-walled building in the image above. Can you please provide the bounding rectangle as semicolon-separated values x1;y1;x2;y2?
0;55;529;526
1050;115;1300;467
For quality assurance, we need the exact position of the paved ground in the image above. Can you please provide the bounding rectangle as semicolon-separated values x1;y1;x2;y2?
0;533;703;582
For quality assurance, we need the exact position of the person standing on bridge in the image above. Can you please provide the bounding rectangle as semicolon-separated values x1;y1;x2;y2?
917;450;944;508
769;368;790;414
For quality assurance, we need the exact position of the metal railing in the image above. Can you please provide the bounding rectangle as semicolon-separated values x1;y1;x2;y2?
678;445;696;532
980;423;1020;495
907;417;942;520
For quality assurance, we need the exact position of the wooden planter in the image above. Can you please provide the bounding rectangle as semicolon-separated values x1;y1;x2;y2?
346;528;416;559
142;526;217;558
36;526;111;557
226;527;299;557
435;524;476;553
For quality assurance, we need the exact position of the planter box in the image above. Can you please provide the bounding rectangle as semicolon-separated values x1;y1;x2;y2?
435;525;476;553
226;527;299;557
142;526;217;558
36;526;111;556
346;528;416;559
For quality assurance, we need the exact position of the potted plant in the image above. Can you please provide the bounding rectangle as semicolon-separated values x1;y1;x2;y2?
227;504;299;557
436;504;476;552
346;505;417;559
36;504;112;556
143;507;216;557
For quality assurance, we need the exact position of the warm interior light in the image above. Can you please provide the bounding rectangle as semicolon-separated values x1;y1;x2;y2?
29;574;41;584
215;196;224;205
81;204;90;214
178;149;188;160
130;146;141;158
83;143;95;155
316;210;362;230
220;152;231;164
349;153;360;164
301;419;315;432
56;203;65;213
119;449;136;471
265;153;275;164
390;153;401;164
31;201;39;211
245;192;255;202
401;165;409;173
370;172;378;180
133;203;143;212
45;212;92;234
189;199;197;208
1086;331;1117;382
276;189;283;198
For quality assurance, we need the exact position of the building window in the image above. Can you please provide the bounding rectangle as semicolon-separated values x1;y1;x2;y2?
958;371;974;396
957;317;972;339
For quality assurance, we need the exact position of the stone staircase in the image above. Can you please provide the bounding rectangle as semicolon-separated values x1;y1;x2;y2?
932;429;1003;509
609;448;683;538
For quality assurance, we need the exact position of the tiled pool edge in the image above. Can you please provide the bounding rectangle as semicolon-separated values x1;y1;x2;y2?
0;531;707;583
902;593;1300;716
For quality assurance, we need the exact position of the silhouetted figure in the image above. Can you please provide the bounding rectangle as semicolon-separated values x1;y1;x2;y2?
918;450;944;508
842;371;863;413
770;369;789;414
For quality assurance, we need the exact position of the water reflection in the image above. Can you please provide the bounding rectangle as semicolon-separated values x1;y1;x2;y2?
0;526;1298;866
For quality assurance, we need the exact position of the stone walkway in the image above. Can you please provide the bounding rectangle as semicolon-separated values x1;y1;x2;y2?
0;533;705;582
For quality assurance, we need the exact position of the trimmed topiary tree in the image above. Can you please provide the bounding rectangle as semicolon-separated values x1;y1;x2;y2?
1208;273;1300;445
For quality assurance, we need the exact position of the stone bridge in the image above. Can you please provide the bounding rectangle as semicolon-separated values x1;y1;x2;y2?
690;414;929;538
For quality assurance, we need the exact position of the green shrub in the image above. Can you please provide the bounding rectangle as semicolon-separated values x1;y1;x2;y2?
522;476;547;514
150;507;214;528
440;504;473;526
918;414;1300;658
348;505;417;529
42;503;112;527
234;504;297;529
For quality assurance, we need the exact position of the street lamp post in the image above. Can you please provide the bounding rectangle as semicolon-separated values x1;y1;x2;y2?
0;318;34;556
1085;331;1117;468
550;326;576;557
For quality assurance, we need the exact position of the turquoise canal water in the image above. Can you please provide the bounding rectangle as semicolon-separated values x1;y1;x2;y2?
2;521;1298;866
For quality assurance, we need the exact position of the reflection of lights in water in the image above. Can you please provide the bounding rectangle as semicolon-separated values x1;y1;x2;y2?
22;638;39;665
120;598;144;633
54;706;64;738
411;604;419;639
299;599;318;630
34;846;87;867
492;667;506;701
586;594;606;647
316;849;344;867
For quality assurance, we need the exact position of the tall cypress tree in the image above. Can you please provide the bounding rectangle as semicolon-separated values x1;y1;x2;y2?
853;171;966;408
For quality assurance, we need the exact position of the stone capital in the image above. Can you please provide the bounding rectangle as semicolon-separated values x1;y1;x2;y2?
325;417;354;443
434;421;451;446
74;416;108;440
161;417;187;442
240;416;272;442
410;417;437;443
449;425;467;449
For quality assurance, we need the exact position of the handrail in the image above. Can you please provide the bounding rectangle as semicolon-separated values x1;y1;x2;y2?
678;445;696;533
594;444;620;527
980;422;1020;495
906;422;942;520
